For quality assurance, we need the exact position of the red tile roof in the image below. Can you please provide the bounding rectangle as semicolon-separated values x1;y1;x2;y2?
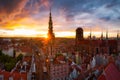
0;70;27;80
11;72;27;80
0;71;10;80
19;46;32;53
98;74;106;80
98;63;120;80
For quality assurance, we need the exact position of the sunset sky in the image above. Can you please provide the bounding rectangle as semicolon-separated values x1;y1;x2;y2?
0;0;120;38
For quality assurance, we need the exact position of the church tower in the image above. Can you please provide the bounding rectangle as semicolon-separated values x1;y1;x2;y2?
76;27;83;41
48;10;55;41
47;10;55;56
75;27;83;51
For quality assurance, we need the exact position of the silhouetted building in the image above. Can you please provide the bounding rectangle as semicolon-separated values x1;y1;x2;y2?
47;10;55;56
48;10;55;42
75;27;118;55
76;27;83;41
75;27;84;51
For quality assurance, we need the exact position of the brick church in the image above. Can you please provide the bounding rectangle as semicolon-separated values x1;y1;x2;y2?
75;27;120;55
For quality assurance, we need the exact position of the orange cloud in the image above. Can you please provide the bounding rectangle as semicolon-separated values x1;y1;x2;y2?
0;0;28;23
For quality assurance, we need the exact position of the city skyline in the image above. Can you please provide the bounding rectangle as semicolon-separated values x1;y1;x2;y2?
0;0;120;38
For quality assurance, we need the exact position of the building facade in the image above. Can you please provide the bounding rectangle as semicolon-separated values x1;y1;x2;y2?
76;27;83;41
47;10;55;57
50;63;69;80
75;27;119;55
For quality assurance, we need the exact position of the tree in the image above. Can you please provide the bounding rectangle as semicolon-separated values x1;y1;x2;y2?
0;51;18;71
5;62;15;71
17;54;23;61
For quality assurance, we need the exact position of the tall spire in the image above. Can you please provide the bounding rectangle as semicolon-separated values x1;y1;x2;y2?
47;9;55;57
49;9;53;34
117;30;119;40
101;32;103;40
89;27;92;39
106;29;108;40
48;9;55;40
101;28;103;40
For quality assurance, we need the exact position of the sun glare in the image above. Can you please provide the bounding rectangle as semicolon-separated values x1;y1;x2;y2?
55;32;75;38
13;29;38;36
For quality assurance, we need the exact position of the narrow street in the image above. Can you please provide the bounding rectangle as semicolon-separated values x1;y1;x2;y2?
35;53;43;80
31;41;46;80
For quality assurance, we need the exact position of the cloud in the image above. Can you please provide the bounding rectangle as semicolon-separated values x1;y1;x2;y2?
0;0;120;37
106;0;120;8
0;0;28;23
51;0;120;23
0;0;51;24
